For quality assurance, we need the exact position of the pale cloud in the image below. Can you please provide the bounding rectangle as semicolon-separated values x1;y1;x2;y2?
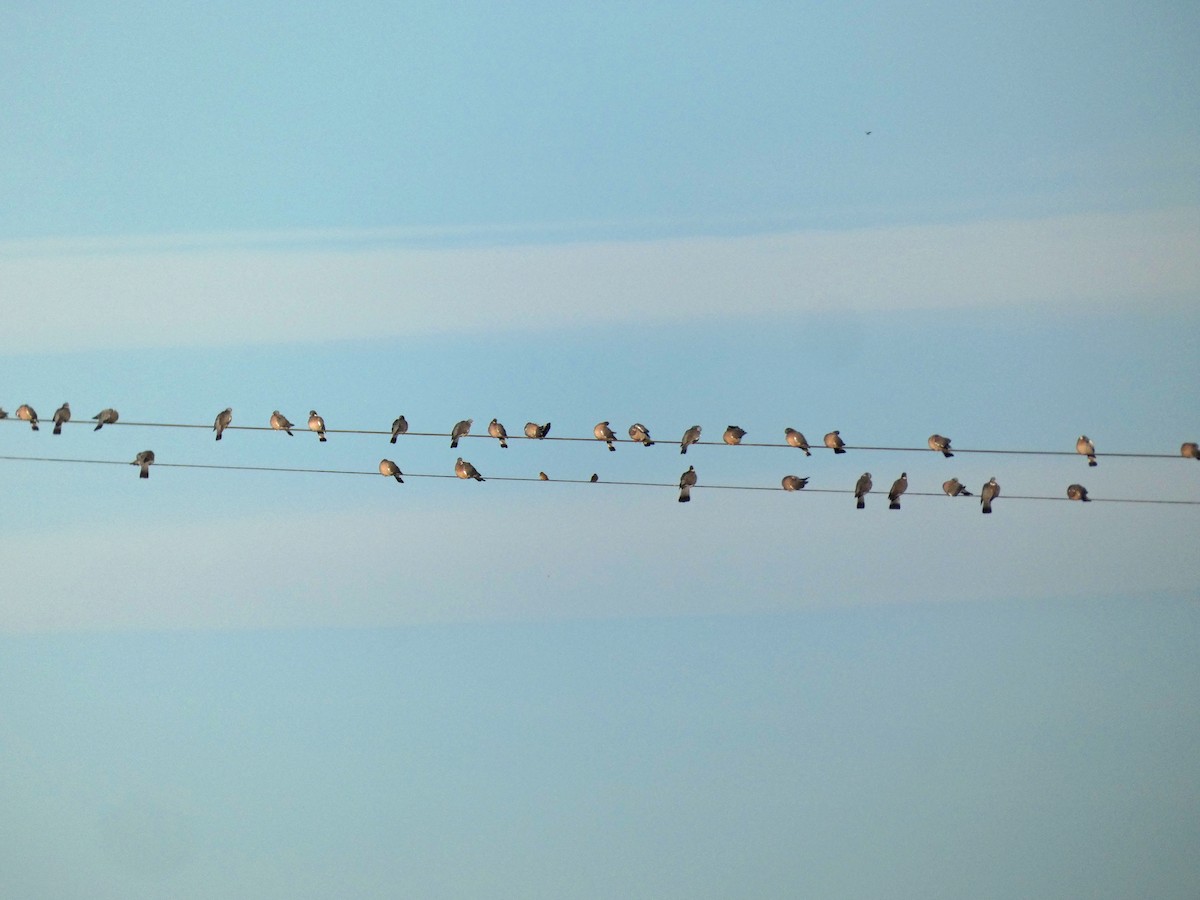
3;208;1196;352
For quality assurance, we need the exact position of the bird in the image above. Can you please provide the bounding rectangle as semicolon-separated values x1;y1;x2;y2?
1077;435;1097;466
450;418;472;448
680;425;702;454
980;477;1000;514
1067;483;1090;502
942;477;972;497
538;471;549;481
594;421;617;451
390;415;408;444
92;408;119;431
854;472;872;509
270;411;294;435
455;457;484;481
888;472;908;510
784;428;811;455
824;430;846;453
628;423;655;446
379;459;404;483
213;407;232;441
133;449;155;479
0;407;7;419
590;473;599;482
678;465;697;502
781;475;809;491
928;434;954;458
524;421;551;439
308;410;327;441
16;404;38;431
1181;442;1199;460
488;418;509;449
52;403;70;435
723;425;747;445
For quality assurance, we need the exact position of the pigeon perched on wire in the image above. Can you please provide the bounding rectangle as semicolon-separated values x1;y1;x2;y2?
854;472;872;509
213;407;232;441
1066;484;1090;502
455;457;484;481
680;425;702;454
16;404;38;431
678;466;697;502
942;478;972;497
270;411;295;435
390;416;408;444
824;430;846;454
784;428;811;455
450;419;472;449
379;459;404;483
723;426;747;445
594;421;617;451
524;422;551;439
928;434;954;458
1181;442;1198;460
133;450;155;479
308;410;327;441
488;418;509;449
781;475;809;491
52;403;70;435
1076;435;1097;466
92;408;119;431
628;423;655;446
980;477;1000;514
888;473;908;510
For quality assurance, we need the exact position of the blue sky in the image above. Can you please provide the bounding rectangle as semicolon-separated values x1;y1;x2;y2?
1;2;1198;897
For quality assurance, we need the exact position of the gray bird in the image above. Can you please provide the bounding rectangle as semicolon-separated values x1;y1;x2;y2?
390;415;408;444
308;410;327;441
854;472;872;509
678;465;697;502
1067;483;1090;502
133;449;155;479
928;434;954;458
538;471;549;481
270;411;294;435
488;418;509;449
379;459;404;483
784;428;811;456
52;402;70;435
455;457;484;481
680;425;702;454
594;421;617;451
825;430;846;454
781;475;809;491
980;477;1000;514
942;477;972;497
628;423;655;446
888;472;908;510
92;408;119;431
590;473;599;483
213;407;232;441
1181;442;1199;460
16;404;38;431
1077;435;1097;466
723;425;747;445
450;418;472;448
524;421;551;439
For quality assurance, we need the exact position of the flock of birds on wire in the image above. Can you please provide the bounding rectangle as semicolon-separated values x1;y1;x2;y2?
4;402;1198;513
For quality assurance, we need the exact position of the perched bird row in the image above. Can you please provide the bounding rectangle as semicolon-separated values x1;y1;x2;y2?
0;404;121;433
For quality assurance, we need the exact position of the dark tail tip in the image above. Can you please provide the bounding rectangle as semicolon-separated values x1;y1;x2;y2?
390;436;397;444
216;433;222;441
53;426;62;435
943;450;954;458
451;439;458;448
804;450;811;457
287;430;293;436
140;470;149;479
319;435;327;442
394;475;404;483
1089;460;1097;466
31;424;38;431
856;499;865;509
94;424;102;431
835;448;846;454
889;502;900;510
608;445;615;451
982;506;992;514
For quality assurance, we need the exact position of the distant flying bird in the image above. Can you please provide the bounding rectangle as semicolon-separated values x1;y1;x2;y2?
824;430;846;454
942;477;972;497
888;472;908;510
488;418;509;449
678;465;697;502
680;425;702;454
450;418;472;449
379;459;404;483
590;473;599;483
524;421;551;439
1181;442;1199;460
270;411;294;435
52;403;70;435
455;457;484;481
928;434;954;458
628;423;655;446
308;410;327;441
1076;435;1097;466
865;131;872;135
92;408;119;430
213;407;232;441
781;475;809;491
133;449;155;479
538;471;549;481
980;477;1000;514
784;428;811;455
854;472;873;509
594;421;617;451
16;404;38;431
390;415;408;444
1067;483;1090;502
723;426;747;445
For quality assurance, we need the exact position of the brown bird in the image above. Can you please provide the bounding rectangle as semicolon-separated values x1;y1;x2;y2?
680;425;702;454
628;423;655;446
980;477;1000;514
1076;435;1097;466
824;430;846;454
133;450;155;479
678;465;697;502
538;471;549;481
379;459;404;483
0;408;7;419
455;457;485;482
488;418;509;449
887;472;908;510
784;428;811;456
781;475;809;491
594;421;617;451
928;434;954;458
590;473;599;483
308;410;327;441
854;472;872;509
52;403;70;435
1181;442;1199;460
390;415;408;444
723;426;747;445
942;477;972;497
16;404;38;431
92;408;119;431
1067;483;1090;501
524;421;551;439
270;411;295;435
213;407;233;441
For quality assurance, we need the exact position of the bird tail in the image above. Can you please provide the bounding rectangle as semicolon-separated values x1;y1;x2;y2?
981;500;992;514
393;473;404;483
856;498;865;509
53;424;62;435
30;422;38;431
319;433;327;442
681;445;688;454
607;442;615;451
474;474;485;482
961;489;973;497
834;447;846;454
889;500;901;510
1088;456;1097;466
942;450;954;458
500;439;508;449
451;437;459;448
216;432;222;441
678;486;691;502
389;435;397;444
140;466;150;479
94;422;103;431
803;449;811;457
644;438;654;446
542;423;551;437
286;429;293;436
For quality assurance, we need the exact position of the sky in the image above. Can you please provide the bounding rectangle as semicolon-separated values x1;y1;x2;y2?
1;2;1198;897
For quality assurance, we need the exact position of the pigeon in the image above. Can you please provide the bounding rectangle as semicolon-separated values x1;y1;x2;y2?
1067;483;1090;502
455;457;484;481
628;423;655;446
1077;435;1097;466
270;411;295;435
92;408;119;430
213;407;232;441
928;434;954;458
133;449;155;479
784;428;811;455
308;410;327;441
942;477;972;497
678;465;697;502
379;459;404;483
487;418;509;449
680;425;702;454
590;473;599;482
1181;442;1199;460
888;472;908;510
980;477;1000;514
594;421;617;451
723;426;747;445
0;408;7;418
538;471;549;481
781;475;809;491
52;403;70;435
390;416;408;444
16;404;38;431
450;418;472;449
524;422;551;439
824;430;846;454
854;472;872;509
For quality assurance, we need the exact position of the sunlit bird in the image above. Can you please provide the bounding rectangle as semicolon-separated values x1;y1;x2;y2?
379;459;404;483
16;404;38;431
390;415;408;443
488;418;509;449
825;430;846;454
1067;483;1090;502
942;477;972;497
52;402;70;435
781;475;809;491
785;428;811;455
92;408;119;431
1076;435;1097;466
594;421;617;451
270;411;294;435
524;421;551;439
455;457;484;481
928;434;954;458
308;410;327;441
723;425;747;445
628;423;655;446
133;449;155;479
